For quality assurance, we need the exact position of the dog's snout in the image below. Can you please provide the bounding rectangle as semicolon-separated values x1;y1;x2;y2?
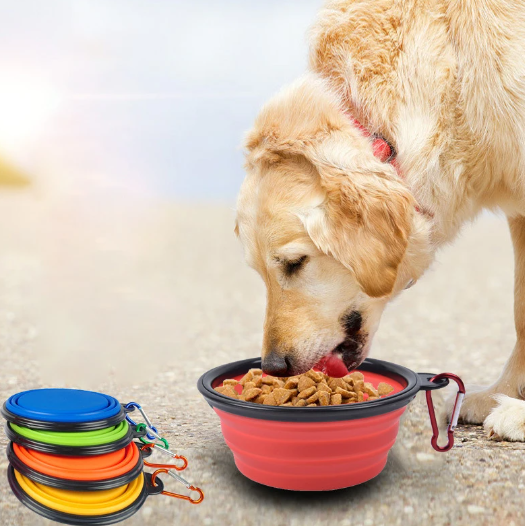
262;352;291;377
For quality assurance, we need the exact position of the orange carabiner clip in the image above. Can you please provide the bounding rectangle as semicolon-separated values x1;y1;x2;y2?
151;468;204;504
140;443;188;471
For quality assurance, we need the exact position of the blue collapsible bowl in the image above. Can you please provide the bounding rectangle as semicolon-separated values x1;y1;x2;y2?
1;388;126;432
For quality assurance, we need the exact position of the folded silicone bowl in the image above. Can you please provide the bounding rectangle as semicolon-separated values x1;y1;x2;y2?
198;357;462;491
7;467;163;526
1;389;125;431
4;421;142;456
6;442;144;491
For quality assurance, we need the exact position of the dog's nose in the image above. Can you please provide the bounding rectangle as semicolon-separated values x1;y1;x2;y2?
262;352;290;377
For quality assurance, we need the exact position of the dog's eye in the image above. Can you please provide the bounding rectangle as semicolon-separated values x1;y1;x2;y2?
282;256;308;277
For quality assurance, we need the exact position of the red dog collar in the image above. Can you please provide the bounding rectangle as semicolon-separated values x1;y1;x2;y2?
350;117;432;218
350;118;397;165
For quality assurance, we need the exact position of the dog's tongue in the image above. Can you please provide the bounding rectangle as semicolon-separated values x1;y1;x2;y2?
313;353;349;378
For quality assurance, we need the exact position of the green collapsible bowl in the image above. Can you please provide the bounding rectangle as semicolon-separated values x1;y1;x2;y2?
5;421;143;456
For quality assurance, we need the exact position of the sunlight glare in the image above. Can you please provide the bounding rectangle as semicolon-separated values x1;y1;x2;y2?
0;75;61;152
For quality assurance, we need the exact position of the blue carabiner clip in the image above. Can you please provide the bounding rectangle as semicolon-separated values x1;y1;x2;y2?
124;402;159;441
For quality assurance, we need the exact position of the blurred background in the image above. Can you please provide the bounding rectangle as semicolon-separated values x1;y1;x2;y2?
0;0;325;385
0;0;322;199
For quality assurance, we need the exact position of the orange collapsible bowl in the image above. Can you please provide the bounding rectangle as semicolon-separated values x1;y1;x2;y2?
198;357;464;491
6;442;144;491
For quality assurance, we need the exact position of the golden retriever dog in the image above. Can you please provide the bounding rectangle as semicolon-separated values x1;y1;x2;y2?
235;0;525;441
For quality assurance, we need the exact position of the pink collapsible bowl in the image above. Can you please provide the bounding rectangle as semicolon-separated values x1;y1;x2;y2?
198;357;465;491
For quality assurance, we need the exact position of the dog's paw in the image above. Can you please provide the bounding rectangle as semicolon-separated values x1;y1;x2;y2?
484;394;525;442
447;385;497;425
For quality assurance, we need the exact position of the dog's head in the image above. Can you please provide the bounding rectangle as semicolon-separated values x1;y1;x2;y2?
236;76;433;376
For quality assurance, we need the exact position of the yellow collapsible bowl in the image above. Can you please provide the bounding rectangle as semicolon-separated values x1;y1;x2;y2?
8;466;164;525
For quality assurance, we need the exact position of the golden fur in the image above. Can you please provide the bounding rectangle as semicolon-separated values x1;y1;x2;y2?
236;0;525;439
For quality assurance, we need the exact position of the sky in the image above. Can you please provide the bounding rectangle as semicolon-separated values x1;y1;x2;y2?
0;0;324;200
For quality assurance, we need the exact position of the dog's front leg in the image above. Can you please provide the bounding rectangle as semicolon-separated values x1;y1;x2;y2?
454;215;525;440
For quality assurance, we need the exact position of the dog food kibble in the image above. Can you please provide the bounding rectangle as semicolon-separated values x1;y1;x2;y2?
215;368;395;407
378;382;395;396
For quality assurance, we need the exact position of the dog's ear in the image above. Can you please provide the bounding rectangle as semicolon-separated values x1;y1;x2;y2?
244;129;308;167
299;133;415;297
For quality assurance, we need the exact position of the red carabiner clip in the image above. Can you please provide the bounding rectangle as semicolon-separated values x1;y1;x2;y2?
426;373;466;452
